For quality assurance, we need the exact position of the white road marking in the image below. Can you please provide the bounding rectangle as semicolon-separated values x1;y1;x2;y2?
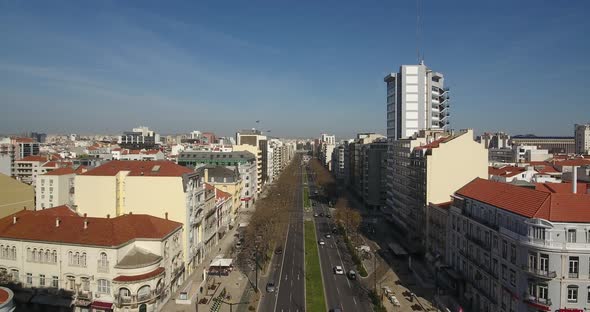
285;274;288;280
353;297;357;305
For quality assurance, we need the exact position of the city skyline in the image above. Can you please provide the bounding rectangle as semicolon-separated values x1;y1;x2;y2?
1;1;589;137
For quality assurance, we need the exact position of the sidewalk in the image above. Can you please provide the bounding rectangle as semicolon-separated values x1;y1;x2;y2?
161;210;255;312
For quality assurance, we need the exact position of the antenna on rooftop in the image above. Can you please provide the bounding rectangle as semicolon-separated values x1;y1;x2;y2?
416;0;424;64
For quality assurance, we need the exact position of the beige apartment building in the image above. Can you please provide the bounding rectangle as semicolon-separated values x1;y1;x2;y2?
0;173;34;218
75;160;208;275
200;166;242;226
232;144;263;194
386;129;488;253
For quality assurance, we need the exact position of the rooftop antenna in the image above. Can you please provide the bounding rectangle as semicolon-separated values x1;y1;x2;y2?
416;0;424;64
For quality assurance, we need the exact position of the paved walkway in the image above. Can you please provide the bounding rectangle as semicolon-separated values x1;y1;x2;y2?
161;209;256;312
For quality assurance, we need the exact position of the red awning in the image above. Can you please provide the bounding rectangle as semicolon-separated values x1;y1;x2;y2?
558;309;584;312
91;301;113;309
113;267;165;282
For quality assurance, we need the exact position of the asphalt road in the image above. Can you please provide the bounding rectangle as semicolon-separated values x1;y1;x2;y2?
307;167;372;312
259;163;305;312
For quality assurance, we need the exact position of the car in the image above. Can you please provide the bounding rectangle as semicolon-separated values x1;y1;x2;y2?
318;239;325;246
348;270;357;280
266;282;276;293
275;247;283;255
325;233;332;238
333;266;344;275
236;241;242;248
313;213;319;217
326;214;332;218
319;212;324;217
332;228;338;234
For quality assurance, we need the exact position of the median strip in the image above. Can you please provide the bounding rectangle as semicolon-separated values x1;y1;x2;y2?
304;220;326;312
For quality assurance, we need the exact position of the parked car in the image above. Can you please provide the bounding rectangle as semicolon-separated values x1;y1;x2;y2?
333;266;344;275
275;247;283;255
318;239;325;246
266;282;276;293
319;212;324;217
348;270;357;280
325;233;331;238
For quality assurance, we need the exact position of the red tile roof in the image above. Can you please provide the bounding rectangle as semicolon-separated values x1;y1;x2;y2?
0;207;182;246
535;182;588;194
414;137;452;150
43;167;76;176
81;160;193;177
18;155;47;162
14;138;33;143
456;178;590;222
113;267;165;282
554;159;590;167
488;166;528;177
74;166;88;174
42;161;72;168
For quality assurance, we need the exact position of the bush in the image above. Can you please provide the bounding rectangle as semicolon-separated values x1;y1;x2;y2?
248;305;256;311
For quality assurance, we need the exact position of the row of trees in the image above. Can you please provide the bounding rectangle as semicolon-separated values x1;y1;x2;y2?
237;154;301;271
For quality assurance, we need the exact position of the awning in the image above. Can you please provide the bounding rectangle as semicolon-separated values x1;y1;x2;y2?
210;258;233;267
91;301;113;310
388;242;408;256
113;267;165;283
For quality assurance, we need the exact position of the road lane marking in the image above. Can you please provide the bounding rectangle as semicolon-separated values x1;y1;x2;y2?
353;297;357;305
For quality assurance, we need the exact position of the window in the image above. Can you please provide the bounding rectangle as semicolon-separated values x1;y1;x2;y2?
510;244;516;264
539;284;548;300
502;240;508;259
540;254;549;273
39;274;45;287
52;276;58;288
99;252;108;267
493;258;499;277
569;257;579;278
97;279;111;294
568;286;578;303
81;277;90;291
10;269;18;282
81;253;86;267
502;264;507;281
567;229;577;243
509;269;516;286
67;275;75;290
26;273;32;285
528;253;537;270
52;250;57;263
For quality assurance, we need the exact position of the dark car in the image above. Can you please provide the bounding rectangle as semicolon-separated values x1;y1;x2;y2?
266;282;276;293
348;270;357;280
319;212;324;217
275;248;283;255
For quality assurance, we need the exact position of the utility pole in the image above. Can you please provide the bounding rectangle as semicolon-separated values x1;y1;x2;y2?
254;244;259;292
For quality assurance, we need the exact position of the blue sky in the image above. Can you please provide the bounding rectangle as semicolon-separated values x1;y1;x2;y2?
0;1;588;138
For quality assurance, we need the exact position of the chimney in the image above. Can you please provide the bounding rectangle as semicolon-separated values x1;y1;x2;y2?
12;216;17;224
83;219;88;230
83;213;87;218
129;211;133;215
107;214;110;219
573;166;578;194
165;212;168;220
55;218;60;227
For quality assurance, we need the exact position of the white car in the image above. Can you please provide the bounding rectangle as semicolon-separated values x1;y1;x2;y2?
333;266;344;275
318;239;325;246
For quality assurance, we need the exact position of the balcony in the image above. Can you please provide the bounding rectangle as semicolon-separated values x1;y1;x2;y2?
523;294;551;309
466;234;491;250
115;290;162;307
568;272;579;278
522;266;557;279
77;289;92;300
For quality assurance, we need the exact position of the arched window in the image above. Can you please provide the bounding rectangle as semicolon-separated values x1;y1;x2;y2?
45;250;50;263
155;278;164;296
0;245;4;258
68;251;73;265
99;252;108;267
137;285;151;301
81;253;87;267
11;246;16;260
119;287;131;297
37;249;42;263
74;252;80;266
32;248;37;262
52;250;57;263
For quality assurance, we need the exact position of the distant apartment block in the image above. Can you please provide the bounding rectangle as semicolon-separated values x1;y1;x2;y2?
119;126;160;149
575;124;590;155
510;135;575;154
384;63;450;140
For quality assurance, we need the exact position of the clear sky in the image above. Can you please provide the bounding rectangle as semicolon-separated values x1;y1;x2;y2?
1;1;588;138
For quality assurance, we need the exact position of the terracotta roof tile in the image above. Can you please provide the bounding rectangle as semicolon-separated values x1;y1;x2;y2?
0;207;181;246
43;167;76;176
554;159;590;167
18;155;47;162
81;160;193;177
457;178;590;222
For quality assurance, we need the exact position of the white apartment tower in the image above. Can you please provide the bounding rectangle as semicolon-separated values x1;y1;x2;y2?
384;63;449;140
575;124;590;155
